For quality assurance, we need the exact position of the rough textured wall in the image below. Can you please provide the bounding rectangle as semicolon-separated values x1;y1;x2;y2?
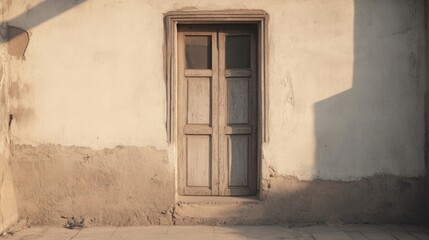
0;1;18;232
11;145;175;226
0;41;18;232
4;0;428;225
175;175;426;224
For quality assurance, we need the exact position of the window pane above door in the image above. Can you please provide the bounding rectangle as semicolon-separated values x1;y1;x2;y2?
185;36;212;69
226;36;250;69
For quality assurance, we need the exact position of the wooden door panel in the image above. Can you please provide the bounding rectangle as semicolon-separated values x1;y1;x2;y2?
219;28;257;196
227;78;249;124
228;135;249;187
178;28;219;196
187;77;211;125
186;135;211;187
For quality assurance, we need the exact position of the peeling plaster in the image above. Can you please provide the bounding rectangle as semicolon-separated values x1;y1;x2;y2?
7;26;29;58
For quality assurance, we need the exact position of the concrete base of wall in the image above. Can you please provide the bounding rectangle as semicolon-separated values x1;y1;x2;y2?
10;144;427;226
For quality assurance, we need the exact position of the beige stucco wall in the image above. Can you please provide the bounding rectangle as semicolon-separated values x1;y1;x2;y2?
4;0;428;225
0;46;18;233
0;1;18;232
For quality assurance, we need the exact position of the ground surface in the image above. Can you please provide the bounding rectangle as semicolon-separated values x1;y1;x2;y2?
1;224;428;240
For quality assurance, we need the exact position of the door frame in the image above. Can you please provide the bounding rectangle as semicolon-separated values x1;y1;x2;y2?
164;10;269;197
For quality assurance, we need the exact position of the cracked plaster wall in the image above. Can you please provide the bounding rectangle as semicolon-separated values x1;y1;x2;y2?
0;0;18;232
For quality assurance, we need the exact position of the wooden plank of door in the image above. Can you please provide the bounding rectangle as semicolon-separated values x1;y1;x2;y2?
211;30;219;196
177;30;187;195
177;27;219;196
218;28;257;196
218;30;228;196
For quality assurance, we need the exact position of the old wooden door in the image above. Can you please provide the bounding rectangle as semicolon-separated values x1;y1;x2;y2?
178;25;257;196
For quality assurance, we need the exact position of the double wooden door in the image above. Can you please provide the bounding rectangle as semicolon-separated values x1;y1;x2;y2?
178;25;257;196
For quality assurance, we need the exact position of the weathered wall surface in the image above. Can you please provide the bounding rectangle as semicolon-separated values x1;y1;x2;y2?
175;175;426;224
0;1;18;232
0;42;18;232
11;145;174;226
4;0;428;225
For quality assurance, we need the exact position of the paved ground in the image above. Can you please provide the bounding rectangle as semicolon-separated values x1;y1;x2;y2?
1;224;429;240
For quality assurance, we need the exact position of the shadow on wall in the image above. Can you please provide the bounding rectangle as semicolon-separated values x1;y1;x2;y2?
4;0;86;42
312;0;427;222
315;0;426;186
183;0;429;227
293;0;426;224
296;0;427;224
319;0;426;223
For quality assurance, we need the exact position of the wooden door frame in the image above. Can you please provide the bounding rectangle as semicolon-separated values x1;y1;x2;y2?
164;10;269;197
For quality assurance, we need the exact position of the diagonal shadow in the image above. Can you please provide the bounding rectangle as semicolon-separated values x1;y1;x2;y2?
2;0;87;42
208;0;427;230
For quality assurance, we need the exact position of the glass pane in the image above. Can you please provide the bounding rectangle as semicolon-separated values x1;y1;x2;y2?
226;36;250;69
185;36;211;69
